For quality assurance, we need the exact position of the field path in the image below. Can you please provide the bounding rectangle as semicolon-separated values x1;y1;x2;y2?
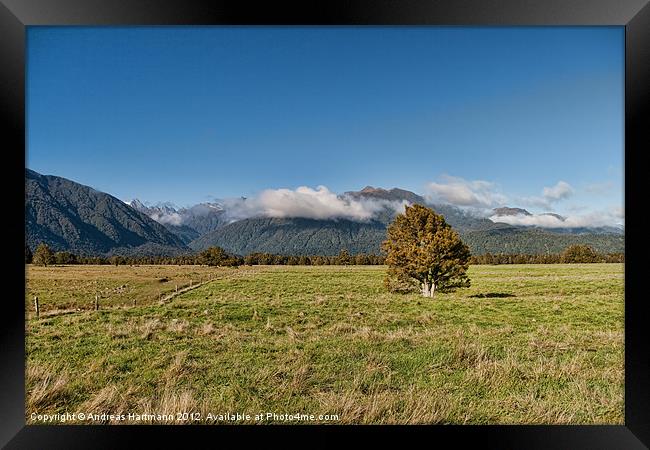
31;276;218;320
158;278;215;304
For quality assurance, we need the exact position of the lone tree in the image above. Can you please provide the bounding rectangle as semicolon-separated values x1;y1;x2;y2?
198;246;242;267
198;246;229;266
561;244;602;263
32;243;54;266
382;204;471;297
337;249;352;265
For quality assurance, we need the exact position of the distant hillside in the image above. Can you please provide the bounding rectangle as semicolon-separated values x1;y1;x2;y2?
462;226;624;255
26;169;188;255
189;217;388;255
190;215;624;256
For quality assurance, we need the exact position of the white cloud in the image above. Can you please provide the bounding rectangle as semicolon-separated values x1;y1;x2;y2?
424;175;507;208
223;186;409;222
542;181;573;202
148;211;183;226
519;181;574;210
420;176;582;220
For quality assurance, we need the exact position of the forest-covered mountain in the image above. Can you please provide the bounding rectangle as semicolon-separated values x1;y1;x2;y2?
188;217;389;255
25;169;188;256
188;213;623;256
25;170;624;257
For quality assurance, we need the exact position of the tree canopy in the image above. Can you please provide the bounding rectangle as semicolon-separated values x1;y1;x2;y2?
197;246;242;267
382;204;471;297
561;244;602;263
32;243;54;266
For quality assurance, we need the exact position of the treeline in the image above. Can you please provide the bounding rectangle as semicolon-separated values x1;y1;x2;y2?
469;245;624;264
242;250;386;266
27;242;623;267
26;243;244;267
26;244;385;267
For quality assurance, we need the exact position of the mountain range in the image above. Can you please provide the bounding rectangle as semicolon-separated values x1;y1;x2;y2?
125;199;227;244
25;170;624;257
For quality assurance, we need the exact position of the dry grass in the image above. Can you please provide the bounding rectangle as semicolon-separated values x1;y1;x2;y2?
316;385;456;424
27;363;72;412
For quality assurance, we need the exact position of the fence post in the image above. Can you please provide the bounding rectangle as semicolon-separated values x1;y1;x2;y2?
94;294;99;311
34;296;39;318
175;284;178;293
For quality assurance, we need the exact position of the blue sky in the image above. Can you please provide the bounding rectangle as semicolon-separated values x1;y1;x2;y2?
27;26;624;225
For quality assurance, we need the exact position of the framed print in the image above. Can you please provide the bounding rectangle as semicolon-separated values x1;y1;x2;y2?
2;0;649;447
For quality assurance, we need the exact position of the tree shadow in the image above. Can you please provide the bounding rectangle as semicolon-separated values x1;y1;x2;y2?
468;292;516;299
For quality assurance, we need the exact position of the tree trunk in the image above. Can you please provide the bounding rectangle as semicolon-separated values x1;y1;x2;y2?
421;280;437;297
421;281;431;297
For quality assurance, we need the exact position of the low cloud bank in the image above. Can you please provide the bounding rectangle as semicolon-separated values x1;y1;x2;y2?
134;186;409;224
490;209;623;229
223;186;408;222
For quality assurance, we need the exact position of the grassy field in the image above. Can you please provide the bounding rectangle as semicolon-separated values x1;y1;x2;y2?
25;264;624;425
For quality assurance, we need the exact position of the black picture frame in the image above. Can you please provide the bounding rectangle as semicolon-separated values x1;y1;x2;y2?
2;0;648;447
